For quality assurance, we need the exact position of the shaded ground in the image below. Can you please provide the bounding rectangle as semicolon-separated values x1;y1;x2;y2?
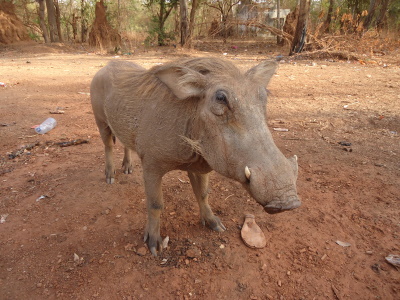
0;42;399;300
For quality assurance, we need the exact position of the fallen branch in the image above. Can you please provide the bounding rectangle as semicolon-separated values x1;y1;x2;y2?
7;139;90;159
51;139;89;147
8;142;40;159
291;49;360;61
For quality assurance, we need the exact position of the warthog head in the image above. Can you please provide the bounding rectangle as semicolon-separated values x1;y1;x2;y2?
155;58;300;214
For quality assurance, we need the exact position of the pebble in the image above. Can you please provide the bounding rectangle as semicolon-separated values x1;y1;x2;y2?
124;243;135;252
136;247;147;256
186;247;201;258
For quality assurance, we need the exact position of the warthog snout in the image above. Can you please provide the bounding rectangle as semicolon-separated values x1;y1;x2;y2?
242;154;300;215
264;196;301;214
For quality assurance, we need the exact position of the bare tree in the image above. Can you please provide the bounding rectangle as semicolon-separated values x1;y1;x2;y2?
187;0;199;46
81;0;88;42
290;0;310;55
180;0;189;46
45;0;60;42
207;0;240;41
36;0;49;43
54;0;63;42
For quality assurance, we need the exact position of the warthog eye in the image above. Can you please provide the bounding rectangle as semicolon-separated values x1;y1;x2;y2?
215;90;228;106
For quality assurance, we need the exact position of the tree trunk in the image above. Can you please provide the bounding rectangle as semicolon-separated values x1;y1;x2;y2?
72;12;78;41
37;0;49;43
81;0;88;42
54;0;63;42
289;0;310;55
376;0;390;30
323;0;334;33
180;0;189;47
45;0;59;42
276;0;281;44
364;0;378;30
158;0;165;45
187;0;198;47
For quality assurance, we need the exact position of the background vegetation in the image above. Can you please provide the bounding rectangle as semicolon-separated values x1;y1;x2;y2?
1;0;399;53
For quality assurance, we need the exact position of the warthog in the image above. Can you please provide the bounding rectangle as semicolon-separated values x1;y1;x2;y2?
90;57;301;256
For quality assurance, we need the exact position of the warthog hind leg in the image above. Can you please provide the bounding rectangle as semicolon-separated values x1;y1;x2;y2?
98;124;115;184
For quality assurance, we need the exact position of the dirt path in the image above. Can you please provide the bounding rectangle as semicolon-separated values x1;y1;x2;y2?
0;43;399;299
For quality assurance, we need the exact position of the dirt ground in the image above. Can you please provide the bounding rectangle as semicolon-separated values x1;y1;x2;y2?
0;41;399;300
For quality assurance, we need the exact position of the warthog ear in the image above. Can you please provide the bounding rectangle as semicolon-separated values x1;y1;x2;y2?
246;60;278;86
155;66;207;100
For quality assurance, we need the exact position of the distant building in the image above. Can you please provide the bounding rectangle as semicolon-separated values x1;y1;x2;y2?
236;0;290;37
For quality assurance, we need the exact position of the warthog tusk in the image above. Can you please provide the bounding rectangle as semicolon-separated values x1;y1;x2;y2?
245;166;251;180
294;155;298;162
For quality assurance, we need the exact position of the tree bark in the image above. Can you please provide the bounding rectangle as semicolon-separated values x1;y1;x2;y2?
187;0;198;47
276;0;282;44
376;0;390;30
81;0;88;42
290;0;310;55
37;0;49;43
363;0;378;30
54;0;63;42
45;0;60;42
180;0;189;47
323;0;334;33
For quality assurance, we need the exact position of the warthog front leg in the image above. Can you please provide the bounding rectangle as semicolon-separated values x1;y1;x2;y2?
188;171;226;232
143;167;164;256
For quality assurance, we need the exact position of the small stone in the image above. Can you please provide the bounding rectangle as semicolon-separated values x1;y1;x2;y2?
321;254;327;260
261;264;267;270
136;247;147;256
186;247;201;258
36;283;43;288
287;271;291;276
185;259;190;265
162;236;169;249
277;280;282;287
219;244;225;249
124;243;135;252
